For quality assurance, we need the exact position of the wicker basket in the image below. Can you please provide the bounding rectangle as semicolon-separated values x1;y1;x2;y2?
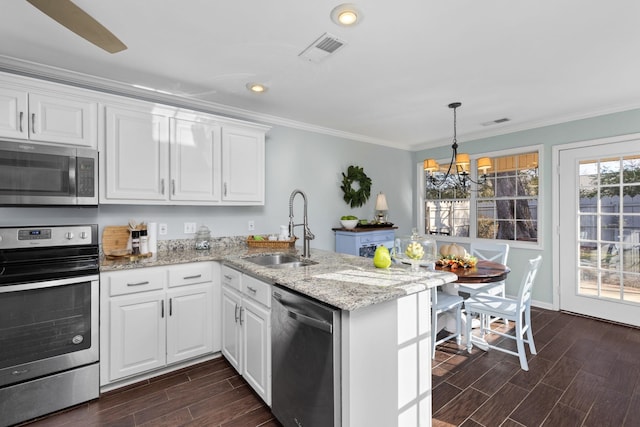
247;235;297;249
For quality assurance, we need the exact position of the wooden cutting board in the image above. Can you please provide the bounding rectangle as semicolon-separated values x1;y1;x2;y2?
102;225;131;256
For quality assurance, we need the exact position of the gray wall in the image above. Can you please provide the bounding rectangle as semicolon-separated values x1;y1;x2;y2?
0;125;414;252
413;107;640;306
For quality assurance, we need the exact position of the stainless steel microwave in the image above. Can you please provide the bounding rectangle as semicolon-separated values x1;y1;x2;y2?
0;141;98;206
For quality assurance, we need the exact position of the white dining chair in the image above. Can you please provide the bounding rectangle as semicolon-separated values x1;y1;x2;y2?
458;242;510;326
432;286;464;358
460;242;510;297
464;255;542;370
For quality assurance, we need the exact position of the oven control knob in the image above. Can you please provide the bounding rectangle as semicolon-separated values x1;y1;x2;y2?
80;231;88;240
65;232;74;240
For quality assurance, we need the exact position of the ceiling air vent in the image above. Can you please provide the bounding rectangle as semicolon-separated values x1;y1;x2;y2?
481;117;511;126
299;32;347;63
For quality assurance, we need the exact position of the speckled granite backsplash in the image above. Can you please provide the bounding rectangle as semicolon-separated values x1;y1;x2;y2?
100;235;248;255
156;235;248;252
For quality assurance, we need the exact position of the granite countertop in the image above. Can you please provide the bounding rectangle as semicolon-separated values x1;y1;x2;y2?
100;242;457;311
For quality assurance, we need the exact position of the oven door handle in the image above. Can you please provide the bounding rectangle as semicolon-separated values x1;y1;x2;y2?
0;275;99;293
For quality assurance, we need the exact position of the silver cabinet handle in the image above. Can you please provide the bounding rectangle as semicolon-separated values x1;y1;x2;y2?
247;286;257;294
224;182;227;196
161;300;165;318
239;306;244;325
172;179;175;195
127;280;150;286
224;274;233;280
19;111;23;132
234;304;239;323
287;309;332;333
31;113;36;134
169;298;173;316
183;274;202;280
161;179;165;195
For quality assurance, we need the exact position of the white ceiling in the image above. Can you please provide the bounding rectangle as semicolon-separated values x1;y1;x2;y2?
2;0;640;151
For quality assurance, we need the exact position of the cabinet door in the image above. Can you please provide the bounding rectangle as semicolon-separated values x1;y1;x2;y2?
28;92;97;147
109;291;166;381
221;285;242;372
103;105;169;201
221;126;265;204
166;283;213;364
170;118;221;202
0;86;28;139
242;297;271;405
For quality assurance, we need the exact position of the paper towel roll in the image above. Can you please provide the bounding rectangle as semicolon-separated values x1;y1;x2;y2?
147;222;158;253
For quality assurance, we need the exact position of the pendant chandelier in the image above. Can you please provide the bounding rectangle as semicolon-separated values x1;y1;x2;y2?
423;102;491;189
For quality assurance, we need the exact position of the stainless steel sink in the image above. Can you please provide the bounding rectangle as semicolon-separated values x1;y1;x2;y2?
244;254;318;268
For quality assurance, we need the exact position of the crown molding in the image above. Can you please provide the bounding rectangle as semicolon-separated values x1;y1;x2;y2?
0;55;408;150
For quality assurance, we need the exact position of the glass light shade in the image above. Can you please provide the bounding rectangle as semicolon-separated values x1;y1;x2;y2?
375;192;389;211
423;158;439;172
338;10;357;25
331;4;362;26
477;157;492;173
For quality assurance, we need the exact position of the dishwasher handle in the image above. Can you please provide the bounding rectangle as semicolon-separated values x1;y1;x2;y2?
287;309;333;333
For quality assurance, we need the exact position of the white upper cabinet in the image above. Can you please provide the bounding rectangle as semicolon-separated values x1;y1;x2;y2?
222;125;266;204
101;98;268;205
0;76;98;147
170;117;221;202
103;103;170;202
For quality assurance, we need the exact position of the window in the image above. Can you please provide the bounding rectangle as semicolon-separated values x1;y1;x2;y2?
424;149;540;243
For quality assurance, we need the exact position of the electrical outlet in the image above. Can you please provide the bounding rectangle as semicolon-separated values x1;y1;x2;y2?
159;223;168;235
248;220;255;231
184;222;197;234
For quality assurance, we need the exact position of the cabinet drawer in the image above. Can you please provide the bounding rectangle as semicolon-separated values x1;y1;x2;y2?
242;274;271;308
106;268;166;296
169;262;212;287
221;265;242;291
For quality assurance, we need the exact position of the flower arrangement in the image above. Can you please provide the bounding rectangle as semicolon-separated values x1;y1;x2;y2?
436;254;478;269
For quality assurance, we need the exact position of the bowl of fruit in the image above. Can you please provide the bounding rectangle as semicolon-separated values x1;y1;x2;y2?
340;215;359;229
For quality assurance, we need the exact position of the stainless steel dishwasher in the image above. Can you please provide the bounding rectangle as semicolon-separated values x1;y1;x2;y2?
271;285;341;427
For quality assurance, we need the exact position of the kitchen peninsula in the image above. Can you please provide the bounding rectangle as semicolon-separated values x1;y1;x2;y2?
101;240;458;427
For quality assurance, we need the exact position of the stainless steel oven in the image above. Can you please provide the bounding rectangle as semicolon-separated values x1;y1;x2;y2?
0;225;99;427
0;140;98;206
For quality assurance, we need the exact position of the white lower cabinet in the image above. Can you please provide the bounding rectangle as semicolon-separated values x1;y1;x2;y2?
101;262;219;386
221;266;272;405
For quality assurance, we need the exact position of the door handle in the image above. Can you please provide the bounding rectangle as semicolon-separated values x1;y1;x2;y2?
31;113;36;134
19;111;23;132
161;300;165;318
169;298;173;316
239;306;244;325
234;304;239;323
287;310;333;333
127;280;150;287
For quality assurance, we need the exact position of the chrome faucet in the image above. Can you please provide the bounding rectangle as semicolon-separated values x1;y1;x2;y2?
288;189;315;258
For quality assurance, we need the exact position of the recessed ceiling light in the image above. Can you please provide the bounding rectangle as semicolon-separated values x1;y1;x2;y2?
331;3;363;27
246;82;268;93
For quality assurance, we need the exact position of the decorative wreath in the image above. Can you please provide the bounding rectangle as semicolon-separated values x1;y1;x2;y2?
341;165;372;208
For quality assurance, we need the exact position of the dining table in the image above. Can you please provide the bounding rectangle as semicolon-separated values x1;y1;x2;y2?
436;259;510;295
434;259;511;351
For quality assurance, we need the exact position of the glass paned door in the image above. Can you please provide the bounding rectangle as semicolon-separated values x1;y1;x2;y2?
559;140;640;326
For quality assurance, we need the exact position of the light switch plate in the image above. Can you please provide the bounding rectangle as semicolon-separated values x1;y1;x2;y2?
184;222;197;234
159;223;168;235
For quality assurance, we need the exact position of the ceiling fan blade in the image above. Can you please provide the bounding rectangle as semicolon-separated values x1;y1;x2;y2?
27;0;127;53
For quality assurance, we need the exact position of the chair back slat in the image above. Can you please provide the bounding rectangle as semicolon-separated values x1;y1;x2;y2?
470;242;510;265
517;255;542;310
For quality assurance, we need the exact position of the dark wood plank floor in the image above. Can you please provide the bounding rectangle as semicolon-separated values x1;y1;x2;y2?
21;307;640;427
432;307;640;426
20;357;281;427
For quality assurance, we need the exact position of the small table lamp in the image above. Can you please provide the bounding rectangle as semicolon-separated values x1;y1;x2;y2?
375;192;389;223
